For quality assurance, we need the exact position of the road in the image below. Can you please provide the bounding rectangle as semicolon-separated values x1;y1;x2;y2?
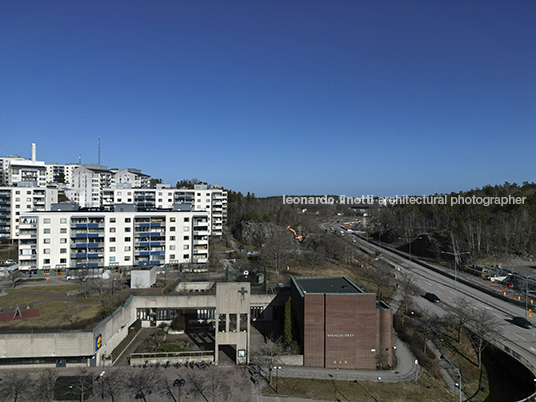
324;221;536;371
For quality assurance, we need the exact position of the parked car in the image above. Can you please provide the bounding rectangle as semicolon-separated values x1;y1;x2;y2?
424;292;441;303
512;316;534;329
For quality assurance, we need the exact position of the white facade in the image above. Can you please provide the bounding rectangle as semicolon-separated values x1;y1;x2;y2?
0;144;47;187
46;163;81;184
101;185;227;236
115;168;150;189
18;209;209;273
70;164;116;208
0;187;58;240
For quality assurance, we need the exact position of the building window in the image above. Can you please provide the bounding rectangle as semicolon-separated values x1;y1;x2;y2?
43;259;50;264
170;236;175;241
124;237;131;242
60;228;67;234
43;218;51;224
125;227;131;232
183;245;189;250
44;238;50;244
125;256;131;261
170;254;175;259
170;227;176;232
44;228;50;234
60;238;67;244
183;226;189;232
110;247;116;252
183;236;189;240
110;218;116;223
124;246;131;252
44;248;50;254
60;218;67;224
110;257;116;262
110;237;116;242
125;217;131;223
183;254;189;259
110;227;116;233
60;248;67;254
60;258;67;264
184;217;190;222
169;245;175;250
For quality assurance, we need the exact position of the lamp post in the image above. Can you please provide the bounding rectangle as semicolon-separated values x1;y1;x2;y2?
273;366;282;393
441;355;462;402
399;236;422;265
377;376;381;402
441;251;470;289
173;378;185;402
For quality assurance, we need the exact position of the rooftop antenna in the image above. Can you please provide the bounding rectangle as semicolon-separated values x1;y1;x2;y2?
79;155;81;164
98;137;101;165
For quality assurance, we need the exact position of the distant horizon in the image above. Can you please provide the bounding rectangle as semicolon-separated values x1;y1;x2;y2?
2;1;534;198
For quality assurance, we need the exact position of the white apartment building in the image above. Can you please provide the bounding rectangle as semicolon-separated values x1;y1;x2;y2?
1;144;47;188
0;187;58;240
69;164;116;208
102;184;227;236
115;168;150;189
18;207;209;276
46;163;81;185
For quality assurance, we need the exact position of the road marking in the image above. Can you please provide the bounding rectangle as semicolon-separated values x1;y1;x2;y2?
514;333;527;341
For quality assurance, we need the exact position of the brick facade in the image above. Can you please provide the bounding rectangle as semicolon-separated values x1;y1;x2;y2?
292;277;393;370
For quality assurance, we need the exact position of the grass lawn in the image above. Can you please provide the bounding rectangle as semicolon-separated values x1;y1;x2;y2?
0;292;46;307
262;370;453;401
0;301;102;330
7;284;81;293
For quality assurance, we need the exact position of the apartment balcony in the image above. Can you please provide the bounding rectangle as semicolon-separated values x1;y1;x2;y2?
135;241;163;247
71;252;104;259
193;230;209;236
193;240;208;245
193;257;208;263
135;250;166;257
0;194;10;199
0;208;11;212
71;233;103;239
71;223;104;229
0;201;10;206
136;222;163;228
71;242;104;248
193;249;207;255
76;262;100;268
137;260;162;266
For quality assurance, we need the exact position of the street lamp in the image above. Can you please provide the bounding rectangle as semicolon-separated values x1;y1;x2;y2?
441;251;470;288
377;376;381;402
273;366;282;393
441;355;462;402
173;378;185;402
399;236;422;265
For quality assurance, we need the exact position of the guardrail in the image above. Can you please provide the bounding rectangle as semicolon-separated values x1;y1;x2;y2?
130;350;215;366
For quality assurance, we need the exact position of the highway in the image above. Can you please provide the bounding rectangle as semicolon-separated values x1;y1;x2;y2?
322;221;536;372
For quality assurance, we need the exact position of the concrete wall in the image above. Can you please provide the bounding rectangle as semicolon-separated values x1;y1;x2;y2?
131;267;157;289
0;332;94;359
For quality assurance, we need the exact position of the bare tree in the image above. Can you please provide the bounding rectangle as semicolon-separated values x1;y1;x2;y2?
0;370;30;402
364;261;393;301
6;269;21;288
398;274;418;313
125;368;159;402
74;368;94;402
31;368;58;402
261;230;294;279
471;307;501;368
449;297;472;343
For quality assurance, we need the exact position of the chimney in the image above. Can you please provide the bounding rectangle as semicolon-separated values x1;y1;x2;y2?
32;143;36;162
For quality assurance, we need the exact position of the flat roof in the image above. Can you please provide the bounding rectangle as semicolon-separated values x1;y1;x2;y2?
292;276;365;295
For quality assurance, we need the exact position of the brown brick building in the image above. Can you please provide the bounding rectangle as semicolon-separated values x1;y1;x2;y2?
290;276;393;370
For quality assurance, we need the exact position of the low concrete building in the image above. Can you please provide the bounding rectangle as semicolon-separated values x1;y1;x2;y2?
130;266;157;288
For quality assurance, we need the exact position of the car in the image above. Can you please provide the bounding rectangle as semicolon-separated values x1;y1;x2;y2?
424;292;441;303
512;316;534;329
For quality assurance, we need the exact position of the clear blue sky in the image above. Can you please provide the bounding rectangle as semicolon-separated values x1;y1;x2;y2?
1;1;534;197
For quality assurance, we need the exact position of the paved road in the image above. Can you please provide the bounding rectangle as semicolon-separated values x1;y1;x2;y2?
337;226;536;371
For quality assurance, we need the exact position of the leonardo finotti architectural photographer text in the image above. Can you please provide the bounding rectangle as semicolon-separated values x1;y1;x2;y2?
282;194;527;207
